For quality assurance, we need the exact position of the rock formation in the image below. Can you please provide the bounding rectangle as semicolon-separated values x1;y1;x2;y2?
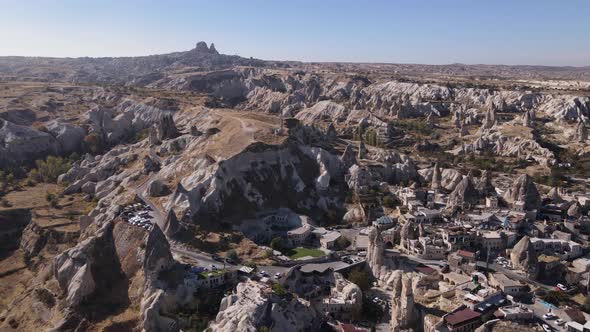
367;227;385;278
143;154;161;174
568;202;582;218
452;130;556;166
453;109;463;128
147;179;169;197
157;114;179;141
0;119;60;169
340;143;357;168
390;271;419;332
189;125;202;136
460;124;469;137
430;163;442;192
546;187;563;202
481;102;497;130
419;167;463;192
425;112;435;129
475;170;495;197
510;236;538;279
503;174;541;211
210;280;319;332
576;121;588;142
446;175;479;209
326;123;337;138
163;209;180;238
400;220;418;251
148;125;160;145
522;110;535;127
358;141;368;159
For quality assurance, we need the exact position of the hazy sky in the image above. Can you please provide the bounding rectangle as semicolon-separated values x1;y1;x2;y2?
1;0;589;66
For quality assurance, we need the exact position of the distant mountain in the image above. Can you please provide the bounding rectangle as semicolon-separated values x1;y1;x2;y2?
0;41;266;85
1;41;589;84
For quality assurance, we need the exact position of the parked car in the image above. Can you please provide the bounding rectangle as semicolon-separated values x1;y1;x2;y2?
556;284;568;292
556;319;565;326
542;324;552;332
543;313;556;320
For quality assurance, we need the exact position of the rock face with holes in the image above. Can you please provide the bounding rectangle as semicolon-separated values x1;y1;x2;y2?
367;227;385;278
446;175;479;209
210;279;320;332
390;271;419;332
419;167;463;192
503;174;541;211
163;138;348;225
48;220;177;331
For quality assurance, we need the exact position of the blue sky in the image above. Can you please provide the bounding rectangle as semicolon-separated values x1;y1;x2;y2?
0;0;589;66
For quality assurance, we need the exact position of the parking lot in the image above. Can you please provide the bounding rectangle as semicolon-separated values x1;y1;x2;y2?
120;203;155;231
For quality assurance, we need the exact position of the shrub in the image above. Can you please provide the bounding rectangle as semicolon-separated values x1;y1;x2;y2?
83;132;104;154
45;191;56;203
35;156;71;183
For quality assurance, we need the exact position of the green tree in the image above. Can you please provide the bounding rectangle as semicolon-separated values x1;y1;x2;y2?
542;290;569;306
270;237;287;253
226;249;239;262
335;236;351;250
272;282;286;297
347;270;371;291
382;195;395;208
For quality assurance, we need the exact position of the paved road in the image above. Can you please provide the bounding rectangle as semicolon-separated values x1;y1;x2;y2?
397;252;447;267
521;299;567;332
173;245;290;277
172;246;237;269
477;261;554;291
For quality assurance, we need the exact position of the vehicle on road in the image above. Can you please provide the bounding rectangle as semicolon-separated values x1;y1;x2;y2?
542;324;552;332
556;283;568;292
556;319;565;326
543;312;556;320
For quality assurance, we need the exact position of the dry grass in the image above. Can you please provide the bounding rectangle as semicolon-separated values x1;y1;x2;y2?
1;183;92;232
